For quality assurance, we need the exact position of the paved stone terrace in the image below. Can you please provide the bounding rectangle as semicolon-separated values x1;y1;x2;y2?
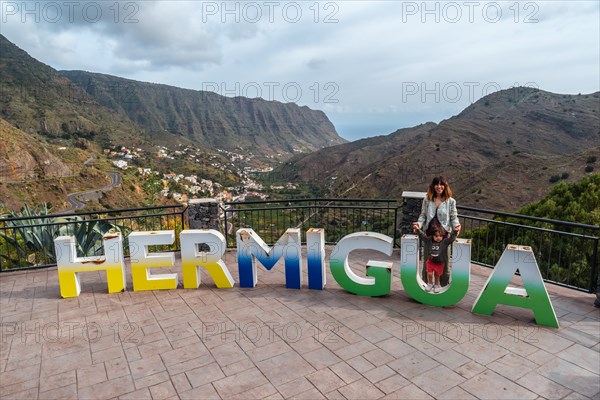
1;248;599;399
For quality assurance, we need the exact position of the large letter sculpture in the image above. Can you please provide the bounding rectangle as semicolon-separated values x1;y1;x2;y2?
54;232;126;298
129;231;178;291
472;244;559;328
237;228;303;288
306;228;326;290
180;230;234;289
400;235;472;306
330;232;393;296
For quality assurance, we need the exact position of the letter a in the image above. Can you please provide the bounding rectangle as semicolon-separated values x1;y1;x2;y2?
472;244;559;328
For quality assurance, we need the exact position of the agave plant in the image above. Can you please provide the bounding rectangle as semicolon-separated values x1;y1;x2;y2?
0;204;60;265
59;218;122;257
0;204;125;267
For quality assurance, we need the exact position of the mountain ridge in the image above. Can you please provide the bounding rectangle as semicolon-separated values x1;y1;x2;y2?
0;34;345;159
277;87;600;211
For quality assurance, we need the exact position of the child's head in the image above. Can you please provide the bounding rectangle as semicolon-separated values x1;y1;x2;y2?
431;227;446;242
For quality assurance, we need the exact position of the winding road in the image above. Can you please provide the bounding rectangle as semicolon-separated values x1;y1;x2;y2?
57;171;121;214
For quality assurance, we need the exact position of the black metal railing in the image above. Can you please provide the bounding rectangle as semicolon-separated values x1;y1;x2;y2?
1;199;598;294
222;198;399;247
457;205;599;293
0;205;187;272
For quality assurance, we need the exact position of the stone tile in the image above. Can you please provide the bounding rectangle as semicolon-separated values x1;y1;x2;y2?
245;340;291;363
387;351;438;380
230;382;279;399
38;383;78;400
557;343;600;374
149;380;177;399
185;362;225;388
138;338;173;359
0;365;40;389
160;342;209;367
436;385;478;399
411;365;466;398
301;346;342;370
329;361;362;384
164;354;214;376
133;371;170;390
170;372;192;394
333;340;377;360
76;363;108;389
362;348;395;367
77;375;136;399
376;373;410;394
221;358;255;376
38;370;76;393
383;383;433;399
516;371;573;399
461;370;538;399
432;348;470;369
557;326;600;348
212;367;270;398
487;353;539;381
119;387;152;400
376;336;415;358
41;349;92;377
530;328;575;354
346;355;375;373
528;349;556;366
494;331;540;357
570;317;600;337
355;324;393;343
0;377;39;398
537;357;600;398
179;383;221;400
92;345;126;364
324;389;345;399
276;377;315;398
210;342;249;367
129;355;166;380
338;377;385;399
256;351;316;386
305;368;346;394
105;357;130;380
264;392;285;400
454;361;486;380
363;364;396;384
452;336;510;365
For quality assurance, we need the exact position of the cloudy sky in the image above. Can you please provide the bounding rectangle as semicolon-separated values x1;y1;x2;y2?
1;0;599;140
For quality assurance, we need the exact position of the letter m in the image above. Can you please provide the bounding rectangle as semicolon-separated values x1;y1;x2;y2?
236;228;302;288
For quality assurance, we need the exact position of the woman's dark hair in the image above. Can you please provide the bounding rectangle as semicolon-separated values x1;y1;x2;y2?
426;176;453;201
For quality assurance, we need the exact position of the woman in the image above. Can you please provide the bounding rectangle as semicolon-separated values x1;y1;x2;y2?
412;176;461;286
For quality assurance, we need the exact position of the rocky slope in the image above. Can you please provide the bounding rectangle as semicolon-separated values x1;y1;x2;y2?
62;70;346;156
278;88;600;210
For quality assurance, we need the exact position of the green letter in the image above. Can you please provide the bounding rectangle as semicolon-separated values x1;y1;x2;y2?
329;232;393;296
400;235;471;306
472;244;559;328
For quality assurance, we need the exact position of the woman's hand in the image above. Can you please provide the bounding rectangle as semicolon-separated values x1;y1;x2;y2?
412;222;419;233
454;224;461;235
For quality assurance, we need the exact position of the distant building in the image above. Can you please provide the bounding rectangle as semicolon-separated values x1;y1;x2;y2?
113;160;128;170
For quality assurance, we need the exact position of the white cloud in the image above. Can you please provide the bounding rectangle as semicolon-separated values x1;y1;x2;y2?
1;0;598;140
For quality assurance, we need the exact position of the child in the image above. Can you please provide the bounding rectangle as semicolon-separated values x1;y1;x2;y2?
414;226;458;293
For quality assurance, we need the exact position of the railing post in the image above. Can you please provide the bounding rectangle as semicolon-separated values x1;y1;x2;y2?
400;191;426;235
593;238;600;307
187;199;220;230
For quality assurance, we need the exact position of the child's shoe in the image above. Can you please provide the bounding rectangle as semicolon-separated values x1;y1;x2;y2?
425;284;433;292
433;285;439;293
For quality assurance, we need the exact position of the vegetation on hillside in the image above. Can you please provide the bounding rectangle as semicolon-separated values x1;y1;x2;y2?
517;173;599;226
462;174;599;291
